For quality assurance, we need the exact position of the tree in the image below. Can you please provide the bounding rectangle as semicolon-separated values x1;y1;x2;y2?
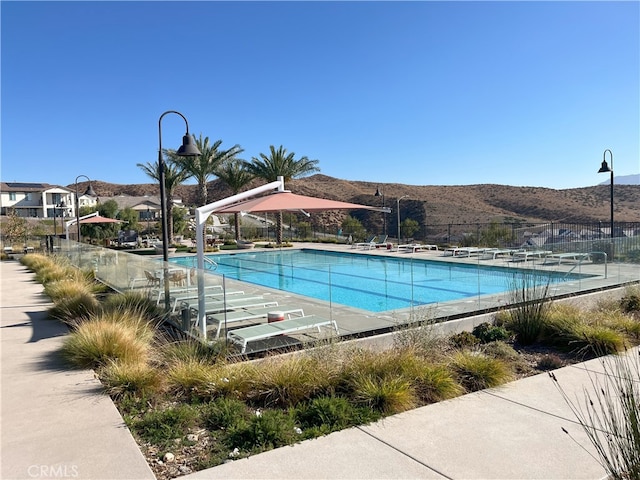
400;218;420;241
167;133;244;207
215;159;255;240
118;207;139;232
341;215;366;242
2;210;28;248
137;159;189;245
245;145;320;244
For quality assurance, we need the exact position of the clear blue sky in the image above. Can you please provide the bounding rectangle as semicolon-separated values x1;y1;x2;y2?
2;1;638;190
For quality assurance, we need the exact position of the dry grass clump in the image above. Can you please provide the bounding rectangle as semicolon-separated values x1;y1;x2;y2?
248;354;339;408
61;308;156;369
100;359;163;399
449;350;514;392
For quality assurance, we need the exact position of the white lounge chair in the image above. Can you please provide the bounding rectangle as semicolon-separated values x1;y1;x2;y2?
480;248;517;260
397;243;438;253
352;235;378;249
444;247;485;257
207;307;305;339
227;315;339;353
543;252;591;265
511;250;552;262
183;295;279;317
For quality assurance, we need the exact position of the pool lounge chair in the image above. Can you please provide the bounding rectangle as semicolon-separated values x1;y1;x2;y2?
184;295;279;318
352;235;378;250
511;250;552;262
443;247;485;257
207;307;305;339
227;315;339;353
480;248;518;260
542;252;591;265
153;286;246;314
397;243;438;253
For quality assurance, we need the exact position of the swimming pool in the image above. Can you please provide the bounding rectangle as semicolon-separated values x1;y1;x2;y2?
171;249;591;313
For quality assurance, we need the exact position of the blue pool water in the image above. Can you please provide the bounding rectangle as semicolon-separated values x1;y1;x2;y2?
171;249;589;313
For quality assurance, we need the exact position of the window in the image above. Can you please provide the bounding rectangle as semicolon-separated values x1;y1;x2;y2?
25;193;31;201
9;192;16;201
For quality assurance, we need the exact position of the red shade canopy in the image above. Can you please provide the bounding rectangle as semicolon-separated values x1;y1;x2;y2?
78;215;121;224
215;191;385;214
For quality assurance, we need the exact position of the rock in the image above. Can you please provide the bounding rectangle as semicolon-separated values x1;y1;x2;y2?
186;433;199;442
163;452;175;463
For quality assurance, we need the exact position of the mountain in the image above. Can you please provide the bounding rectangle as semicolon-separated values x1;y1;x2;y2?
74;175;640;227
599;174;640;186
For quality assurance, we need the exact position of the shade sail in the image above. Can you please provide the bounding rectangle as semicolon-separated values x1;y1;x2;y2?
78;215;121;224
215;191;387;214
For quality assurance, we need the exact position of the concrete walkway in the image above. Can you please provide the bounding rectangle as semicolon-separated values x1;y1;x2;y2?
0;260;154;480
2;258;630;480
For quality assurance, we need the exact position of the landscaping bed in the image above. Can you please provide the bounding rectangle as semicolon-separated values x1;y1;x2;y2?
19;253;640;480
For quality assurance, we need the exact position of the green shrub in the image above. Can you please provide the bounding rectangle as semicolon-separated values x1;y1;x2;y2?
295;396;376;432
226;409;298;452
449;331;479;349
203;397;252;431
472;322;510;344
450;351;513;392
132;404;199;447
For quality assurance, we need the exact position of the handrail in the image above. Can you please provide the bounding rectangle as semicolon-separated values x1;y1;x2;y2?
564;251;607;279
204;256;218;270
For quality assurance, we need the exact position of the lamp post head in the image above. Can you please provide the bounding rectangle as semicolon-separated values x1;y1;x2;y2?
176;134;201;157
375;187;382;197
598;160;612;174
84;184;97;197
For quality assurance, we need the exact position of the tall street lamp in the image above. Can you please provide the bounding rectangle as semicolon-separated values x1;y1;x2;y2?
597;149;614;257
397;195;408;244
75;176;97;243
158;111;201;312
375;187;386;237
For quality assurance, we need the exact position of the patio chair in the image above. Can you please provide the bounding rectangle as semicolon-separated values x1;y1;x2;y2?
144;270;160;287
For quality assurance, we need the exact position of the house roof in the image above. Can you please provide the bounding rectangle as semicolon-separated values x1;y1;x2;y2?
1;182;72;193
98;195;164;210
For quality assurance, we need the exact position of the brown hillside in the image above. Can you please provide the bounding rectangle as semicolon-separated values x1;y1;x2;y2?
73;175;640;226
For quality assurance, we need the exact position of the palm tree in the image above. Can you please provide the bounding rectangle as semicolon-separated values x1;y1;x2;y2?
245;145;320;245
167;133;244;207
215;160;255;241
137;159;189;245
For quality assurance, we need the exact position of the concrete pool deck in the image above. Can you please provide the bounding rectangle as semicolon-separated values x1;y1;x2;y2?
195;243;639;353
4;258;638;480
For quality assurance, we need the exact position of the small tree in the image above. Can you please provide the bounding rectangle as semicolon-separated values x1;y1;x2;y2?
2;210;28;248
400;218;419;241
342;216;366;242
